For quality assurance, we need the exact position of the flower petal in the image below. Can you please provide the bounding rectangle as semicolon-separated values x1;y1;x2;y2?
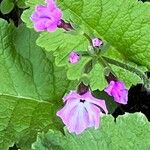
84;102;101;129
104;81;115;96
73;103;89;134
34;21;46;31
57;90;108;134
56;99;79;124
31;0;62;32
52;8;62;21
46;0;57;11
82;91;108;114
63;91;81;103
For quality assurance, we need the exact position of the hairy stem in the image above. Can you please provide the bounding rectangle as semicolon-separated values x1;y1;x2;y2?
102;56;150;90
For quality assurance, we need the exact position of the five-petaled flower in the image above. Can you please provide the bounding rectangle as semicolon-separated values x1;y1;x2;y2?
56;90;108;134
104;80;128;104
31;0;62;32
68;51;80;64
92;38;103;48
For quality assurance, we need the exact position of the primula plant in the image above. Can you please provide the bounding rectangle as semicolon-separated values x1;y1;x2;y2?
0;0;150;149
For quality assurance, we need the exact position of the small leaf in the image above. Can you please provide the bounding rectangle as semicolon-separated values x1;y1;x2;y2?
0;0;14;14
89;63;108;91
17;0;26;8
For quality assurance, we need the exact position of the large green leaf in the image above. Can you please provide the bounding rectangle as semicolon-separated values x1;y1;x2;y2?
32;113;150;150
0;19;75;149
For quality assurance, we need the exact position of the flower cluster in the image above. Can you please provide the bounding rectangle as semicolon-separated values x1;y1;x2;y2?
31;0;129;135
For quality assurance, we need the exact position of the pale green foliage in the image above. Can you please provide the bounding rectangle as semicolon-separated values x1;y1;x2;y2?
32;113;150;150
0;19;75;149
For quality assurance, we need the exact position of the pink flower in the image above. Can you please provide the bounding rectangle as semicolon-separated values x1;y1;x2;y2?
104;81;128;104
56;91;108;134
92;38;103;48
31;0;62;32
69;51;80;64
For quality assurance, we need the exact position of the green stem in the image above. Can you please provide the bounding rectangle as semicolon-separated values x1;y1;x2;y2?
98;56;116;77
83;33;92;44
102;56;150;89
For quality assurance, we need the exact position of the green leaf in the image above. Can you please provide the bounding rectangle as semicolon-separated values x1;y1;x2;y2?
32;113;150;150
89;63;107;91
0;19;75;149
23;11;108;90
0;95;58;150
36;30;89;66
0;0;14;14
67;57;91;80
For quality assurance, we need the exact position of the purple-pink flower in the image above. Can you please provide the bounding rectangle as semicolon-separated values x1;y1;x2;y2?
56;90;108;134
31;0;62;32
92;38;103;48
104;80;128;104
69;51;80;64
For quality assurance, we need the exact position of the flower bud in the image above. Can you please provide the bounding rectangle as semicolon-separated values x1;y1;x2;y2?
68;51;80;64
92;38;103;48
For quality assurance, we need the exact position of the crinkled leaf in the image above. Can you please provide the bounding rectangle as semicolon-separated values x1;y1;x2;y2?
36;30;89;66
89;63;107;91
32;113;150;150
37;30;105;90
0;19;75;149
